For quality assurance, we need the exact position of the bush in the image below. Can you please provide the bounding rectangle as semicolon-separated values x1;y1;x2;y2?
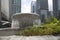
16;18;60;36
16;25;60;36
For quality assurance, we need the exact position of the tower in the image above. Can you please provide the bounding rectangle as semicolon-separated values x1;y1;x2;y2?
31;1;36;13
53;0;60;19
36;0;48;23
1;0;21;21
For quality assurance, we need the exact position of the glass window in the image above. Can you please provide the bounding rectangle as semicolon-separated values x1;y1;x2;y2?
11;0;21;13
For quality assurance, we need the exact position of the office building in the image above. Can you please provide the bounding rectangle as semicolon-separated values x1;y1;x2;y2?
48;11;53;18
0;0;1;21
36;0;48;22
1;0;21;21
31;1;36;13
53;0;60;19
0;0;1;26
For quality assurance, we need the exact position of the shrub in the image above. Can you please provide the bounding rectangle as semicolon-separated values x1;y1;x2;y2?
16;25;60;36
16;18;60;36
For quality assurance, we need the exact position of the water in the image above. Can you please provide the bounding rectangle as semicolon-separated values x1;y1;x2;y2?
0;35;60;40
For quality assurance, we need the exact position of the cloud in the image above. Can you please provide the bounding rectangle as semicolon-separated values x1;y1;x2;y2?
32;0;36;1
21;0;53;13
48;0;53;11
22;5;31;13
21;0;31;13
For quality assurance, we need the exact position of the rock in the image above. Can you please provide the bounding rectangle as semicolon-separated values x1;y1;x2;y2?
11;13;41;29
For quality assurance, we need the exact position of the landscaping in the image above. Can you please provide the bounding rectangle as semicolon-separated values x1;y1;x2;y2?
16;18;60;36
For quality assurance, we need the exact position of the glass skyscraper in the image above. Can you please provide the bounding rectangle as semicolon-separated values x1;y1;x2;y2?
31;1;36;13
36;0;48;23
0;0;1;26
53;0;60;19
1;0;21;21
11;0;21;13
0;0;1;22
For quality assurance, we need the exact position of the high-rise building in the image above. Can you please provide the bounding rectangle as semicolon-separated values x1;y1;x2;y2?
48;11;53;18
31;1;36;13
0;0;1;26
53;0;60;19
1;0;21;21
36;0;48;23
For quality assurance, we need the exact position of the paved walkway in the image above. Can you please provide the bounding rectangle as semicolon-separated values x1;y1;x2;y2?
0;35;60;40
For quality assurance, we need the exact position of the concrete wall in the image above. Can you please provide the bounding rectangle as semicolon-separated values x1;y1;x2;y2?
0;28;18;36
1;0;9;20
0;0;1;24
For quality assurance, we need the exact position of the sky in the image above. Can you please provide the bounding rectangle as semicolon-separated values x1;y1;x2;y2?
48;0;53;11
21;0;53;13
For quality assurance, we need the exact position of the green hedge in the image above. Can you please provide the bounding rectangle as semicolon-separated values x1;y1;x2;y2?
16;18;60;36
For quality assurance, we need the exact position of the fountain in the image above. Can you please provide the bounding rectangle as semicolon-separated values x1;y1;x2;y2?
11;13;41;29
0;13;40;36
0;13;60;40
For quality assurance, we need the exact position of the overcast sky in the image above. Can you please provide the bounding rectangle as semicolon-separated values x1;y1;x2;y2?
21;0;53;13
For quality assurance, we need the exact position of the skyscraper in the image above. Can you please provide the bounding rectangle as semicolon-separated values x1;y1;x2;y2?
0;0;1;26
53;0;60;19
31;1;36;13
1;0;21;21
36;0;48;23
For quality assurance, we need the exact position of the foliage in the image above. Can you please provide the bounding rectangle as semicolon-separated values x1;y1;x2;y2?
16;18;60;36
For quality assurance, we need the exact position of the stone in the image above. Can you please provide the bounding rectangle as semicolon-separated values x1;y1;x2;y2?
11;13;41;29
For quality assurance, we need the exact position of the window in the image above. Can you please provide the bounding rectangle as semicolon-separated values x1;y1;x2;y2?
11;0;21;13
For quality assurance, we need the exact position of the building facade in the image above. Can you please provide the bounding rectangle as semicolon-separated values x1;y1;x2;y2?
31;1;36;13
36;0;48;23
1;0;21;21
53;0;60;19
0;0;1;26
